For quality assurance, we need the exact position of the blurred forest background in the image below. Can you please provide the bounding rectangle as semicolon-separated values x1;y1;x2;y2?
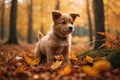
0;0;120;46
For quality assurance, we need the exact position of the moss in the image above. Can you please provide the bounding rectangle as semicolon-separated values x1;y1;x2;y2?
78;49;109;58
107;49;120;68
78;48;120;68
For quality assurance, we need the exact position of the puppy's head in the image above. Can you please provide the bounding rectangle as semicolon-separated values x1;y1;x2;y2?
52;11;80;36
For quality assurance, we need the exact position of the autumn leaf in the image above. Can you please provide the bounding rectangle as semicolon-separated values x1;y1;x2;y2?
24;54;40;66
82;60;111;76
0;67;3;77
97;32;106;36
15;65;27;73
59;64;72;76
33;74;40;79
54;55;63;61
84;55;93;63
30;49;35;54
93;60;111;72
82;65;99;76
51;61;62;70
70;54;78;61
98;32;120;50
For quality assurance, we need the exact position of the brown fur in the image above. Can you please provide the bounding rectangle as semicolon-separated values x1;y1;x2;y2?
35;11;79;64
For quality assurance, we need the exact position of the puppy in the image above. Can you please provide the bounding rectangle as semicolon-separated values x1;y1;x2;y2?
35;11;79;64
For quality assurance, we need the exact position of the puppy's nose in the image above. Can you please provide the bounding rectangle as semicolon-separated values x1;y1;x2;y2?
68;26;73;31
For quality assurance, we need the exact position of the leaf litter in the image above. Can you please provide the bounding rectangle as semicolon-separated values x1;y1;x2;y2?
0;42;120;80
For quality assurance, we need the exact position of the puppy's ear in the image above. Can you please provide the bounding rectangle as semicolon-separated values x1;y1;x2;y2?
52;11;61;21
69;13;80;22
38;31;44;40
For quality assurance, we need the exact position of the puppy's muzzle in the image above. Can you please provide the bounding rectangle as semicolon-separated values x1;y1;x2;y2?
68;26;74;32
68;26;73;31
68;23;74;32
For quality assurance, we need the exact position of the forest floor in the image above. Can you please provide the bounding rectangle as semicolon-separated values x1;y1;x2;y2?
0;40;120;80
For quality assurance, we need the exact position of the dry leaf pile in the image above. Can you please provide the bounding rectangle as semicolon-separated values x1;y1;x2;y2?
0;43;120;80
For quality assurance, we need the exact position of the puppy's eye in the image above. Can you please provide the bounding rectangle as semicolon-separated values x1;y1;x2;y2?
61;21;66;24
71;22;73;24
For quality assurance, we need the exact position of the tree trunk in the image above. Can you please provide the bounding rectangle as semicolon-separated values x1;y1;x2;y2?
6;0;18;44
1;0;5;40
27;0;33;43
40;0;44;35
55;0;60;10
86;0;93;45
93;0;105;49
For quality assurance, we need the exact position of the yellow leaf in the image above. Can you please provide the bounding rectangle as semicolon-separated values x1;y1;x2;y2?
24;54;40;66
51;61;62;70
15;65;27;73
82;60;112;76
84;55;93;63
82;66;99;76
93;60;111;72
59;64;72;76
30;49;35;54
70;54;78;61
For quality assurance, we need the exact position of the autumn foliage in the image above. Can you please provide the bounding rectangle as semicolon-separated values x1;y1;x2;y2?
98;32;120;50
0;41;120;80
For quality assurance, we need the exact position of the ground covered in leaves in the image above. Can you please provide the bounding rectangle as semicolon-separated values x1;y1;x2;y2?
0;41;120;80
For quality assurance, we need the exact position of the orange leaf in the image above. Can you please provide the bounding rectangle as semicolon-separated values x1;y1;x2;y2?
15;65;27;73
98;43;106;49
51;61;62;70
84;55;93;63
82;65;99;76
98;32;120;50
93;60;111;72
70;54;78;61
82;60;112;76
97;32;106;36
24;54;40;66
30;49;35;54
59;64;72;76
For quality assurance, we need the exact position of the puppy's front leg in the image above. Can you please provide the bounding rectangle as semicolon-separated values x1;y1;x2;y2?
46;48;54;64
63;46;70;64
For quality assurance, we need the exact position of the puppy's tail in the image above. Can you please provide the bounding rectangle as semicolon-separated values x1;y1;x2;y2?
38;31;44;40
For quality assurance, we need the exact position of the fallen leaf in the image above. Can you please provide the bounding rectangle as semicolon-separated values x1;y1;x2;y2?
24;54;40;66
82;60;112;76
0;67;3;77
51;61;62;70
15;65;27;73
30;49;35;54
93;60;111;72
59;64;72;76
82;65;99;76
24;71;32;77
54;55;63;61
84;55;93;63
33;74;40;79
70;54;78;61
